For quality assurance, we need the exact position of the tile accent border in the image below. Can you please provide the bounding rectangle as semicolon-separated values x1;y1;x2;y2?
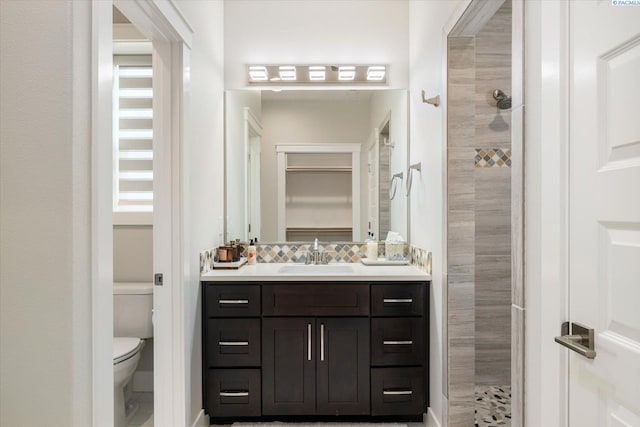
199;248;216;274
200;242;426;273
475;148;512;168
410;246;432;274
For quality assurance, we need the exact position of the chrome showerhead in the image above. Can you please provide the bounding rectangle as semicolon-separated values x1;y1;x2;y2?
493;89;512;110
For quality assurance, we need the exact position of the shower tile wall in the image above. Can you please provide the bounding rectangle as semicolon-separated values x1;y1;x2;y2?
447;35;476;427
447;1;512;425
474;0;512;388
379;143;390;239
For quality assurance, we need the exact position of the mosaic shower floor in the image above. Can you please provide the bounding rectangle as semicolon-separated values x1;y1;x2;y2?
475;385;511;427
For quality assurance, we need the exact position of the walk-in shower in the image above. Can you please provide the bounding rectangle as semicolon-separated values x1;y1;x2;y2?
445;0;524;426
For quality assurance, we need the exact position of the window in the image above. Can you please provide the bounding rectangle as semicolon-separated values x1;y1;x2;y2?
113;55;153;224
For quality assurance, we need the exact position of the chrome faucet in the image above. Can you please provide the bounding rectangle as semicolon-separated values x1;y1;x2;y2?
306;238;328;265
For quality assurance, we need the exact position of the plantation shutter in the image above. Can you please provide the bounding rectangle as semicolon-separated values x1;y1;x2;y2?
113;55;153;215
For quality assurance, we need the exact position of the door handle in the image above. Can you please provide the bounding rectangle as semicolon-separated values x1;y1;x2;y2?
554;321;596;359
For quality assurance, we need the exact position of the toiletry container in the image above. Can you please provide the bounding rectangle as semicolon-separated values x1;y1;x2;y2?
366;233;378;259
248;239;257;265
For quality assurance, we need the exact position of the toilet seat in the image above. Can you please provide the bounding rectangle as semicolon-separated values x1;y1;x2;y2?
113;337;143;365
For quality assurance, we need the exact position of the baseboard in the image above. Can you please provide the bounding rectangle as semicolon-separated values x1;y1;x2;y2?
191;409;207;427
132;370;153;393
425;408;442;427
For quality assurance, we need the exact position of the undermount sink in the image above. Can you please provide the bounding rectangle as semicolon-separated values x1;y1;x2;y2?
277;264;355;275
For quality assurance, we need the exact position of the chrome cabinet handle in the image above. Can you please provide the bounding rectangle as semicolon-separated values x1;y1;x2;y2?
383;340;413;345
218;299;249;304
320;323;325;361
218;341;249;346
219;391;249;397
383;298;413;303
383;390;413;395
554;321;596;359
308;323;312;361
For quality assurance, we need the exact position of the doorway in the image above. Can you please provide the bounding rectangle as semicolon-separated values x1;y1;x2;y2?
444;0;524;426
92;2;193;426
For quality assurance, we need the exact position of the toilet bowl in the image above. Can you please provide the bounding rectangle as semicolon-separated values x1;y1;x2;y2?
113;337;145;427
113;283;153;427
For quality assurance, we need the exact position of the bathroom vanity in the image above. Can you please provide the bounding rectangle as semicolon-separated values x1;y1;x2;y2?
200;264;430;423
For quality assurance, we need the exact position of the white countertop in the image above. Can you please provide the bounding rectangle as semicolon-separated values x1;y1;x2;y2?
200;262;430;282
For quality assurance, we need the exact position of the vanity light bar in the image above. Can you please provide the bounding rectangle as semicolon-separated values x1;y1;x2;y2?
279;66;297;81
246;65;387;85
248;66;268;81
367;66;386;81
338;66;356;81
309;66;326;81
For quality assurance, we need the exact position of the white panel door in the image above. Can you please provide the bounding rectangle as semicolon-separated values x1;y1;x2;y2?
568;1;640;426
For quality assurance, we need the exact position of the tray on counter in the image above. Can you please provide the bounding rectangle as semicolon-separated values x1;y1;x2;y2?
213;257;248;270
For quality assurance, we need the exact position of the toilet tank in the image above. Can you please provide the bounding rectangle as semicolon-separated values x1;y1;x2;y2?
113;282;153;338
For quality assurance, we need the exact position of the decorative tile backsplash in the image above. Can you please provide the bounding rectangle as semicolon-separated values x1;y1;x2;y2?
475;148;512;168
410;246;432;274
201;242;431;274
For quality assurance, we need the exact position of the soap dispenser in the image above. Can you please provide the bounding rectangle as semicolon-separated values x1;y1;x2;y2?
366;232;378;259
247;239;257;265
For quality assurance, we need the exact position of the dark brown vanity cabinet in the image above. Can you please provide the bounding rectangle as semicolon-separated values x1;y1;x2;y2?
202;280;428;422
262;317;370;416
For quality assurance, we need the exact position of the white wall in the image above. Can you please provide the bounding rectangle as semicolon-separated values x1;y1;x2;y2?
0;1;93;425
260;97;371;241
175;0;226;424
113;226;153;282
224;0;409;89
408;0;468;425
225;90;262;241
523;1;569;425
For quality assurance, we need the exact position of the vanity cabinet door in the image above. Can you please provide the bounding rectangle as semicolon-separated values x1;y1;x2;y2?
262;318;316;415
316;317;370;415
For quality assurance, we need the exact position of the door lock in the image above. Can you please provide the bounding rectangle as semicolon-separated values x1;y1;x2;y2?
154;273;163;286
554;322;596;359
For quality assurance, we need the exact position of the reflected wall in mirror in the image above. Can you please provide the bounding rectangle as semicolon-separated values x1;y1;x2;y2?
225;89;408;243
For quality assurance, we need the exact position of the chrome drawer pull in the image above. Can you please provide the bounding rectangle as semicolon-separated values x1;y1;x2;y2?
383;390;413;396
383;298;413;303
219;341;249;346
383;340;413;345
218;299;249;304
308;323;312;361
219;391;249;397
320;323;325;361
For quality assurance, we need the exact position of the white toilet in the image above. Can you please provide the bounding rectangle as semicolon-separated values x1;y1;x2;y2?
113;282;153;427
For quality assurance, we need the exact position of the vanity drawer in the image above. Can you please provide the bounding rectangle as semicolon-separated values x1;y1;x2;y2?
206;284;261;317
262;284;370;316
371;367;425;416
207;318;261;367
208;368;261;417
371;283;424;316
371;318;425;366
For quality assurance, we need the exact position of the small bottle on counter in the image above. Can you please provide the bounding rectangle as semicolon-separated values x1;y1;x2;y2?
366;232;378;259
247;239;257;265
